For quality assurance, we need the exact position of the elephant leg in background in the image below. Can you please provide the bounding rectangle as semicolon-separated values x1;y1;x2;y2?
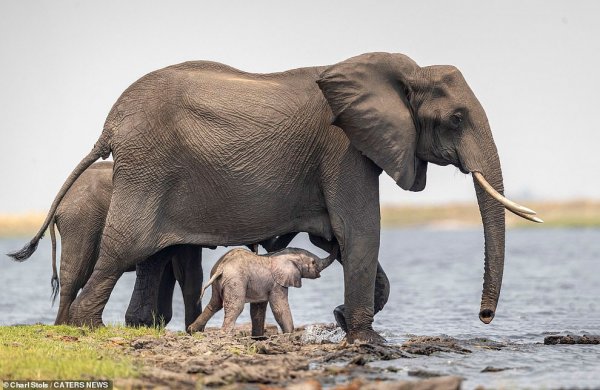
54;238;98;325
187;286;223;333
308;234;390;333
171;244;203;328
125;248;174;327
156;260;176;326
250;301;268;337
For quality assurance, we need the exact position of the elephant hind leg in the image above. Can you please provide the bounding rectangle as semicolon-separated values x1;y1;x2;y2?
188;289;222;333
250;301;268;337
55;289;77;325
222;287;246;333
69;222;165;327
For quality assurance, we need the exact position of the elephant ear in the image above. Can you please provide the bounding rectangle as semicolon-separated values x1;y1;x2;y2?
271;255;302;288
317;52;428;192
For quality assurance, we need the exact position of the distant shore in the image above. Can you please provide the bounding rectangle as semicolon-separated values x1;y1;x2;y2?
1;200;599;237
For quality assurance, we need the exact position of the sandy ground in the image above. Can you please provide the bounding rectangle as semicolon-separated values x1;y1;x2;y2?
111;324;472;389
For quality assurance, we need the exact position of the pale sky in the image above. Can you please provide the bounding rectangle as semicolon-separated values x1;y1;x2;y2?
1;1;598;213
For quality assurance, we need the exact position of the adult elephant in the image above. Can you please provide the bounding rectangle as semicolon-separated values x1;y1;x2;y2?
11;52;540;342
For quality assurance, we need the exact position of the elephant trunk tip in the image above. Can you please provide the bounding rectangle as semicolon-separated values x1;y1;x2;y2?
479;308;495;324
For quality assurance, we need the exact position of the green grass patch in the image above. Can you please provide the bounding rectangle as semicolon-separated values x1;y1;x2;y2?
0;324;164;380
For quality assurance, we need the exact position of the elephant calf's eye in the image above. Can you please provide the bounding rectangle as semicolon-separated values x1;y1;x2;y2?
449;112;463;129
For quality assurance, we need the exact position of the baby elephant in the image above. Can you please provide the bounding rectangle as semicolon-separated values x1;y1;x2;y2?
187;247;335;336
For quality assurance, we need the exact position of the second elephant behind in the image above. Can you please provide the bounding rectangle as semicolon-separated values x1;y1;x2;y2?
51;161;203;327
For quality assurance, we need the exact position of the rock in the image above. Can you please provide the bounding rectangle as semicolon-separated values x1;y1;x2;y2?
481;366;510;373
408;369;444;378
544;334;600;345
402;337;471;355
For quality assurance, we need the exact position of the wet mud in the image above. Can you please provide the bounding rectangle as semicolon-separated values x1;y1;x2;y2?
113;324;466;389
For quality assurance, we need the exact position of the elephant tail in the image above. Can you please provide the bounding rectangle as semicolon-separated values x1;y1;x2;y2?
7;134;111;262
49;217;59;306
198;270;222;304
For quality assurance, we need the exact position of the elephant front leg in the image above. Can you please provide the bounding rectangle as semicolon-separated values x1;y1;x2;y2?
336;228;385;344
269;287;294;333
333;263;390;333
250;302;268;337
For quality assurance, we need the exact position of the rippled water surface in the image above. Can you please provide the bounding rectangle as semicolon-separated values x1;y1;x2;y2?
1;228;599;388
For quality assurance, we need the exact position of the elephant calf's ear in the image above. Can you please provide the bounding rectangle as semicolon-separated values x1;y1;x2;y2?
271;256;302;288
317;52;428;192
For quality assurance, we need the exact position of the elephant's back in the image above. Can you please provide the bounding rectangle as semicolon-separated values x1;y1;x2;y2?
56;162;113;232
210;248;254;276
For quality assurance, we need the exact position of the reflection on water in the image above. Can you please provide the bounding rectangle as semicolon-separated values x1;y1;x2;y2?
1;228;599;388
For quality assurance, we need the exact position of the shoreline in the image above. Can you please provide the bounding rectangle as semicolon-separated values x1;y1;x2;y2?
0;323;473;389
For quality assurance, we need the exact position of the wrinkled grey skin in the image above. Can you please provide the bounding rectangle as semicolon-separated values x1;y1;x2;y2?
49;161;203;328
187;247;336;335
13;52;507;343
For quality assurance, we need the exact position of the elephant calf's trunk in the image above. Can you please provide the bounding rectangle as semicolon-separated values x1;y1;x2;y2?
316;244;338;272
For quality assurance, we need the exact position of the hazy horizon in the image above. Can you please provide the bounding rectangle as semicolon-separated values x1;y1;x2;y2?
1;1;598;213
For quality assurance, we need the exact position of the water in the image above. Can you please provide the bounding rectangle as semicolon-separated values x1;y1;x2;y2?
1;228;599;388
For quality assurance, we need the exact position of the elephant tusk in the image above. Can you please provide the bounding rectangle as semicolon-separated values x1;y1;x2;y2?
472;171;537;216
508;208;544;223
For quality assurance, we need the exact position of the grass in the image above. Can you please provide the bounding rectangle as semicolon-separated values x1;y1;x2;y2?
0;324;164;380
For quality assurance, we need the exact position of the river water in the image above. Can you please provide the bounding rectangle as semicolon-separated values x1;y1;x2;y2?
1;228;599;389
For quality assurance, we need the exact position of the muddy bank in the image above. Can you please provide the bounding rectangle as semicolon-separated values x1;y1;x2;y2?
111;324;473;389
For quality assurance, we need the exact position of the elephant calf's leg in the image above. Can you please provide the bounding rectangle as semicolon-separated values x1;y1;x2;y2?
269;288;294;333
250;301;268;337
187;292;222;333
221;289;246;333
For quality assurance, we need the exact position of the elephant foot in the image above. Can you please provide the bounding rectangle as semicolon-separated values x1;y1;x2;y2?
187;324;205;334
333;305;348;333
68;317;104;328
346;329;386;344
126;313;169;328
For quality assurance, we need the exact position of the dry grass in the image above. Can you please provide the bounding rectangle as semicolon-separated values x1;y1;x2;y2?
0;212;46;237
381;199;600;228
1;200;599;237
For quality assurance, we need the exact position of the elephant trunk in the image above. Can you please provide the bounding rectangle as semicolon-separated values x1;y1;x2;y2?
472;153;506;324
315;243;338;272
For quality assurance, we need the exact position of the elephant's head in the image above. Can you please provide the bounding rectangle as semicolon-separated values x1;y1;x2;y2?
271;248;336;288
317;52;540;324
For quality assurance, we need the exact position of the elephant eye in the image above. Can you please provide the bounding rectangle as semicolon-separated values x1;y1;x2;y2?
449;112;463;128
